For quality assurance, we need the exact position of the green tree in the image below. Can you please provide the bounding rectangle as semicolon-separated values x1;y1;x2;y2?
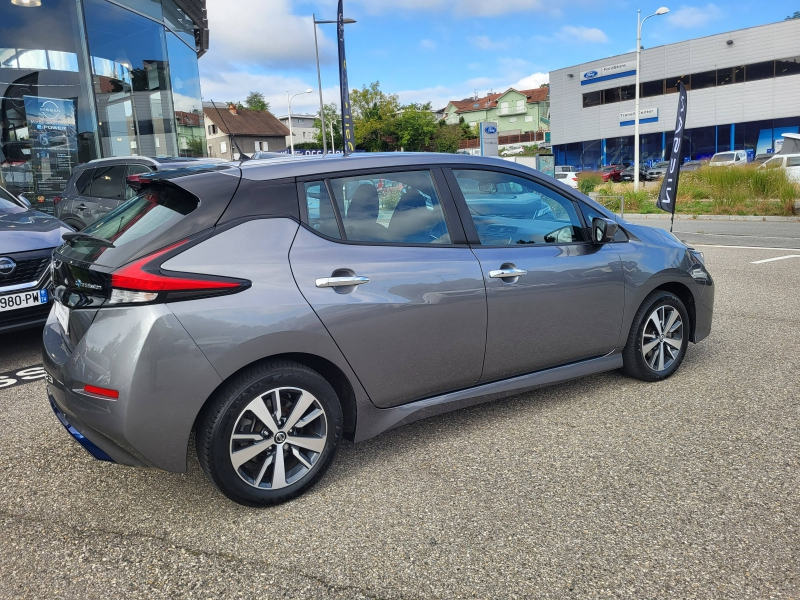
433;123;463;153
787;10;800;19
224;100;244;110
395;103;437;151
184;137;205;157
459;116;477;140
314;102;343;150
244;91;269;111
350;81;400;151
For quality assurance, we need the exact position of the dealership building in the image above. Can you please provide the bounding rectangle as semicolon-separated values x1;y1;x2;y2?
549;20;800;170
0;0;208;213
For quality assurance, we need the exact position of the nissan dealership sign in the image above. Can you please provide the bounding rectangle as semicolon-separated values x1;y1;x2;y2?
580;62;636;85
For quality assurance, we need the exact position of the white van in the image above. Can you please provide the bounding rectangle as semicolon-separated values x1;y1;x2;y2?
708;150;748;167
555;165;578;174
758;153;800;183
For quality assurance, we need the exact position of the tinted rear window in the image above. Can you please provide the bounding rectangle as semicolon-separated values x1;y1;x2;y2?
56;184;199;267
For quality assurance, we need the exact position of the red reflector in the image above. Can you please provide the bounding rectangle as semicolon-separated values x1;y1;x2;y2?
84;384;119;399
111;240;240;292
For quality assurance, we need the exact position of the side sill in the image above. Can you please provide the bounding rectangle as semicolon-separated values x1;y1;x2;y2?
353;352;623;442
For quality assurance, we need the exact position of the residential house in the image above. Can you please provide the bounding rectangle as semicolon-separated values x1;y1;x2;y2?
444;88;550;136
203;104;289;158
277;113;319;146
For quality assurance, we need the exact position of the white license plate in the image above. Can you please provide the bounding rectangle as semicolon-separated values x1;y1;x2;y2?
54;300;70;335
0;288;49;313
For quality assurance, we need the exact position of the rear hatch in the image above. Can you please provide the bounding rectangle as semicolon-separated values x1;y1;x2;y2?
51;165;242;348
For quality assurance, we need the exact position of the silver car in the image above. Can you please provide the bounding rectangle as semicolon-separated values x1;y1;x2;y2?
43;153;714;506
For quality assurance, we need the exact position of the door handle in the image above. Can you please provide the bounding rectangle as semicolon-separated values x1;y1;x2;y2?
315;276;370;288
77;204;86;210
488;268;527;278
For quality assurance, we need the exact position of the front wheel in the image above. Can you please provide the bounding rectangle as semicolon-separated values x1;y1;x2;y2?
622;291;690;382
197;360;343;506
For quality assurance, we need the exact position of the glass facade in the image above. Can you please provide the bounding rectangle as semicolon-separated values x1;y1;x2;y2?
0;0;205;213
554;118;800;170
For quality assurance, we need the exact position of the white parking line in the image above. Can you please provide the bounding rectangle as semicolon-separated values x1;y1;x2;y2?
691;244;800;251
750;255;800;264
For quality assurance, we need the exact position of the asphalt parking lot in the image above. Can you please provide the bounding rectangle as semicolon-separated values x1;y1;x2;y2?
1;233;799;598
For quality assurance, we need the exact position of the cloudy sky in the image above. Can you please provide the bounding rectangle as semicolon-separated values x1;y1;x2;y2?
199;0;797;116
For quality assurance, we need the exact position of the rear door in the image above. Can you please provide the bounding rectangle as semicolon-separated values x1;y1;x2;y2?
445;167;625;382
289;169;487;408
80;164;127;225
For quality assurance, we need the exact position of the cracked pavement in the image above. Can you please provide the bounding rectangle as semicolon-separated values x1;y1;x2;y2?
0;244;798;599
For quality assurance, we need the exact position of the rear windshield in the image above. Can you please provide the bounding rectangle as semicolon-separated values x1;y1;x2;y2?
711;153;735;162
56;184;198;267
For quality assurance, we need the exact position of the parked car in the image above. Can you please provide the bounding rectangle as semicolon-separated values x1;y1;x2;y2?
620;165;650;182
44;153;714;506
501;145;525;156
601;164;625;182
252;151;292;160
758;153;800;183
555;165;578;174
554;171;579;188
55;156;225;230
708;150;748;167
752;153;773;167
680;160;704;172
0;186;72;334
646;161;670;179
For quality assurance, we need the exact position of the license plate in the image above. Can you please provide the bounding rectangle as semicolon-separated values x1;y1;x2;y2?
0;288;48;313
54;300;70;335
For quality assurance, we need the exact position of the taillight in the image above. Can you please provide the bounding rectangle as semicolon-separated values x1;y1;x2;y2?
53;196;63;206
126;174;143;192
108;239;249;305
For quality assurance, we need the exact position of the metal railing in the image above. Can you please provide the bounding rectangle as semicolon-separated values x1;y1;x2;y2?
498;106;527;115
594;195;625;218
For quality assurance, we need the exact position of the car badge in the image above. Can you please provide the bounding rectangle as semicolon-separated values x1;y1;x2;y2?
0;257;17;275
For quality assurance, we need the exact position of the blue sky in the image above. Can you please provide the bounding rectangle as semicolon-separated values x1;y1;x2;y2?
199;0;798;115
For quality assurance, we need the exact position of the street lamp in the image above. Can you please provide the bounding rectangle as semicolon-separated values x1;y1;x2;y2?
312;15;356;154
634;6;669;191
287;88;313;154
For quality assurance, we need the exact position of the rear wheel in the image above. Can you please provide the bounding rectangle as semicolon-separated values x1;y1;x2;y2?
622;291;689;382
197;360;342;506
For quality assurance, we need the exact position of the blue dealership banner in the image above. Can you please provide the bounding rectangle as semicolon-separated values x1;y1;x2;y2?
337;0;355;154
23;96;78;213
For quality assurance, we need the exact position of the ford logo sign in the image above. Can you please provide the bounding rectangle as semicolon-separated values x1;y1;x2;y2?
484;126;497;134
584;70;598;79
0;257;16;275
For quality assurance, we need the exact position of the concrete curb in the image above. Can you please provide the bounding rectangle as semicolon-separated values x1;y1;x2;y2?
622;213;800;222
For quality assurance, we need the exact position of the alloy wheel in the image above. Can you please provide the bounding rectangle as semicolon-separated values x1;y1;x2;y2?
641;305;684;373
229;387;327;490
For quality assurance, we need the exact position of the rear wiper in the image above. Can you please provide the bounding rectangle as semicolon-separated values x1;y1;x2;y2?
62;232;116;248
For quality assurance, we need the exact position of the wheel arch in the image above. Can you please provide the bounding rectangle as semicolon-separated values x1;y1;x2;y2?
651;281;697;342
193;352;359;442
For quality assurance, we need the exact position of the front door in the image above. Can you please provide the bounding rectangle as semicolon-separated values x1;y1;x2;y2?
290;170;487;408
447;168;625;382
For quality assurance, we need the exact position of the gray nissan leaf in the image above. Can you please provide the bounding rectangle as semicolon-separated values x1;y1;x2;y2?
43;154;714;506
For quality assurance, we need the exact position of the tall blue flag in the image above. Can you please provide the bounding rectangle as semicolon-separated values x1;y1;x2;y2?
337;0;355;154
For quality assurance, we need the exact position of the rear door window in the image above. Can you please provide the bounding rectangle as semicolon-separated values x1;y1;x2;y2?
786;157;800;167
88;165;126;199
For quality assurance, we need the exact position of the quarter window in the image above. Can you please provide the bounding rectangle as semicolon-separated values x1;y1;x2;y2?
303;181;341;239
329;171;451;244
75;169;95;195
452;170;585;246
787;157;800;167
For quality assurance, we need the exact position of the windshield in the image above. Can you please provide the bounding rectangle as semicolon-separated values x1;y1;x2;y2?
57;184;198;265
0;187;25;214
711;153;735;163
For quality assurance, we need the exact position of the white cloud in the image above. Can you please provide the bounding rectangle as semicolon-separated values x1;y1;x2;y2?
349;0;546;16
510;72;549;90
666;4;723;28
470;35;508;50
555;26;609;43
419;39;437;50
203;0;334;69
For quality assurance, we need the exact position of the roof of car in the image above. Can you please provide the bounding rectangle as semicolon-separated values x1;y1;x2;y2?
83;156;225;168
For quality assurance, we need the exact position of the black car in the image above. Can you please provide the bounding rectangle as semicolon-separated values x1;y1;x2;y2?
620;164;651;182
0;186;72;334
55;156;225;230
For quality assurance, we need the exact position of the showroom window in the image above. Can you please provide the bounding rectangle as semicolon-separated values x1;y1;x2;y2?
717;66;744;86
692;71;716;90
0;0;98;212
602;87;621;104
666;75;690;93
620;84;636;101
166;31;205;156
746;61;775;81
83;0;177;159
641;79;664;97
582;91;601;108
775;56;800;77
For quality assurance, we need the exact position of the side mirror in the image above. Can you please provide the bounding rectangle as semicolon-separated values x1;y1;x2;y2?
17;193;31;208
591;217;618;244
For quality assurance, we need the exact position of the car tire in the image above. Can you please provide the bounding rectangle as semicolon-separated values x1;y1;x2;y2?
197;360;343;506
621;290;690;382
62;218;86;231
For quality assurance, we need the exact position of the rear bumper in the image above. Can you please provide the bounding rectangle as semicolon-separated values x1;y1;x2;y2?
48;392;117;464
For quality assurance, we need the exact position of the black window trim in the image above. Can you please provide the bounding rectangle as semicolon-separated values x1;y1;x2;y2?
294;166;470;249
441;165;596;248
